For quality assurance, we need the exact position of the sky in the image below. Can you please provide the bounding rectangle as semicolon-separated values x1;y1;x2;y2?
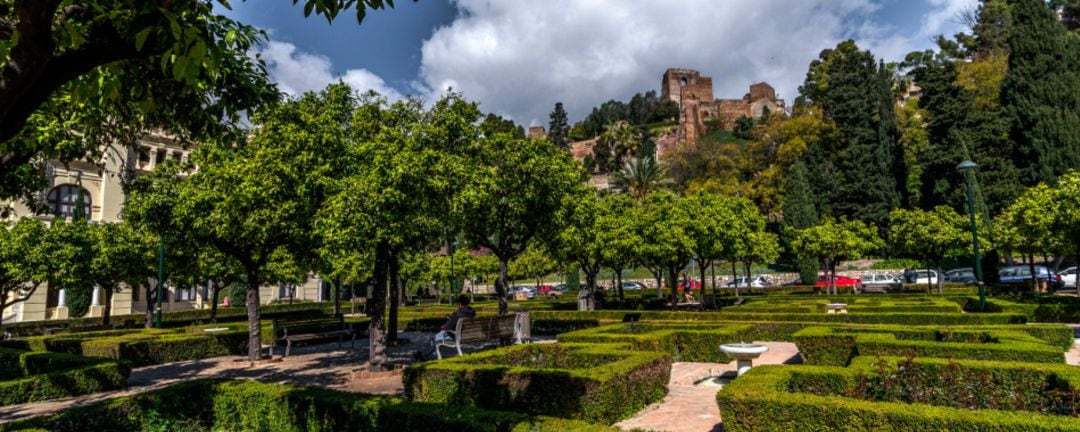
223;0;976;126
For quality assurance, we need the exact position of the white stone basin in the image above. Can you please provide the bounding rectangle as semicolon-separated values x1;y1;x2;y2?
720;343;769;376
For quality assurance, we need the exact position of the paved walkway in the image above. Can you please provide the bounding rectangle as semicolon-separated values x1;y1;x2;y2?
615;342;801;432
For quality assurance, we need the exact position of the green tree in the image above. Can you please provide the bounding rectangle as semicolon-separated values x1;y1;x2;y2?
1001;0;1080;186
994;183;1062;288
597;193;640;304
889;206;980;293
0;219;51;334
610;156;672;200
636;191;695;299
1050;170;1080;294
87;222;148;326
318;91;479;368
47;218;95;318
480;113;524;138
182;86;353;360
509;242;559;288
548;102;570;150
0;0;401;213
549;189;609;309
790;218;882;294
458;134;583;315
782;161;820;285
799;40;901;228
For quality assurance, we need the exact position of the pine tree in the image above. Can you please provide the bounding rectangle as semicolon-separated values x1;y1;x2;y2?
782;162;820;285
878;60;905;209
1001;0;1080;186
548;102;571;150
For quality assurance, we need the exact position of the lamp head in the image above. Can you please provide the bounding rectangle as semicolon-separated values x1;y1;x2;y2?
956;160;978;171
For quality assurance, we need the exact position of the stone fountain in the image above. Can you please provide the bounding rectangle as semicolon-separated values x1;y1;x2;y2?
720;342;769;376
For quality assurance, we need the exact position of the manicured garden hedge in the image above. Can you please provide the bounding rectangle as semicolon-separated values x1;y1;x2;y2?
0;379;615;432
793;326;1066;366
403;343;670;423
717;364;1080;431
0;348;129;406
1;328;248;367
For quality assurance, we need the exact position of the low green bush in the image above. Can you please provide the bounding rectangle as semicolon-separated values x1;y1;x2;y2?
794;326;1066;366
0;351;129;406
717;365;1080;431
403;343;670;424
0;379;615;432
80;331;248;367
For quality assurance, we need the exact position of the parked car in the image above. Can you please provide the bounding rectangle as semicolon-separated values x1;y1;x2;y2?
677;279;703;290
724;276;772;288
620;281;647;291
816;275;862;290
860;273;901;291
944;268;977;284
535;285;559;296
553;283;569;291
998;265;1065;291
912;269;942;286
1059;267;1077;288
511;286;536;299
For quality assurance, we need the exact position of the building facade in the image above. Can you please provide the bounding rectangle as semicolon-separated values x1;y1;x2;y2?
2;135;325;325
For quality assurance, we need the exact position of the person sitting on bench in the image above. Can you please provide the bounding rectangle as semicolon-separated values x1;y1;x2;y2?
434;294;476;344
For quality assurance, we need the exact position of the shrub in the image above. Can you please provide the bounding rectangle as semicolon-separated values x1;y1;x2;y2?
0;352;129;406
403;343;670;424
80;331;248;367
794;326;1066;366
717;365;1080;432
0;379;616;432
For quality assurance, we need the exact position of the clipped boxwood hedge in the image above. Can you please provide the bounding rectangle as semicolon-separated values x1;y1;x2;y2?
0;379;615;432
794;326;1066;366
717;364;1080;431
0;349;129;406
403;343;670;424
3;328;248;367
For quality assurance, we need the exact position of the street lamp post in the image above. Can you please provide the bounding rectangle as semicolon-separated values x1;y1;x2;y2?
957;160;985;312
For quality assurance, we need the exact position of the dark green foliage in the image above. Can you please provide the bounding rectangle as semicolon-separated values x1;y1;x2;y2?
481;113;526;139
799;40;901;228
1001;0;1080;186
718;364;1080;431
782;162;820;284
575;91;677;138
548;102;570;150
733;116;756;140
0;350;129;406
0;379;616;432
403;343;670;423
591;136;614;173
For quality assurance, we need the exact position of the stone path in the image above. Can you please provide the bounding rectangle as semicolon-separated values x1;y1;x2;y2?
615;342;801;432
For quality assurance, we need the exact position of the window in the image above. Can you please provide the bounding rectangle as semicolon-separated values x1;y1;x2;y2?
46;185;91;218
155;148;167;165
175;287;195;301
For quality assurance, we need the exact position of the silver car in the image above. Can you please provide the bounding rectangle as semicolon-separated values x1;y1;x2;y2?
861;273;901;292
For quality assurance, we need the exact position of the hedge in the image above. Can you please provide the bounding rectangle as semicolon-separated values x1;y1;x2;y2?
3;328;248;367
717;365;1080;431
794;326;1066;366
0;350;129;406
0;379;616;432
403;343;670;424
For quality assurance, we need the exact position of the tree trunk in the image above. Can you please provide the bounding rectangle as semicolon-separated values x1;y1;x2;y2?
583;271;597;311
496;257;509;316
333;278;342;316
102;287;113;327
732;261;740;298
615;266;625;307
388;253;400;343
936;261;944;294
209;281;220;323
744;261;753;295
1028;254;1039;293
368;244;390;371
831;261;838;296
698;259;709;304
925;267;933;294
667;264;679;307
144;280;154;328
711;262;717;298
246;273;262;361
652;268;663;299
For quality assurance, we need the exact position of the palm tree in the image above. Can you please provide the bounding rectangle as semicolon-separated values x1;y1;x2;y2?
610;156;672;200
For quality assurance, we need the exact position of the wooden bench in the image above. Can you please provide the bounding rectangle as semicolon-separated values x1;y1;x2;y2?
826;303;848;314
271;316;355;357
435;313;529;359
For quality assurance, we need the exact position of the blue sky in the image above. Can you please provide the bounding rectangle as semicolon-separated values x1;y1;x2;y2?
223;0;974;125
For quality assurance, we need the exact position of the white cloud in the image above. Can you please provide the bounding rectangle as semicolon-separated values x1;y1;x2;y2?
415;0;973;125
258;40;403;101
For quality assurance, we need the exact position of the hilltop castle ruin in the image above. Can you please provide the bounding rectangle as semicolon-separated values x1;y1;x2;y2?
660;68;786;145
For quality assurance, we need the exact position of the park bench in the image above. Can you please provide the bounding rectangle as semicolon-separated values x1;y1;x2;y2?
826;303;848;314
434;313;530;359
271;315;355;357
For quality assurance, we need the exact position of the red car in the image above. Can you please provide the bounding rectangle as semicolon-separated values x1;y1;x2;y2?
677;279;702;290
816;274;862;289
